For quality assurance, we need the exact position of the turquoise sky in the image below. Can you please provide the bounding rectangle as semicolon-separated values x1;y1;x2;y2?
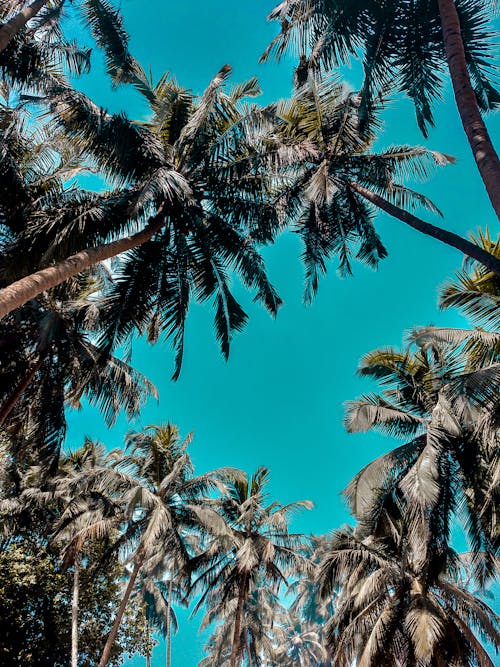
63;1;500;664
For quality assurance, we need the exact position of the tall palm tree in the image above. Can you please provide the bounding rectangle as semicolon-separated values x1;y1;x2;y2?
0;1;53;53
0;1;91;88
137;574;184;667
345;335;500;568
0;0;138;90
59;424;227;667
189;467;312;667
0;275;156;463
265;76;500;302
200;584;284;666
263;0;500;219
0;65;282;377
317;519;500;666
56;439;114;667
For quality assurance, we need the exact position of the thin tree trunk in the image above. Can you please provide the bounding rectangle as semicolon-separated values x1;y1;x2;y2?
0;211;166;320
145;622;151;667
437;0;500;220
0;353;44;423
71;560;79;667
349;181;500;276
0;0;49;52
98;553;145;667
166;579;173;667
229;573;248;667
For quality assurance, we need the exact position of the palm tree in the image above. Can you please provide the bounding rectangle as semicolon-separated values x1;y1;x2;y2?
273;612;328;666
317;519;500;666
265;76;500;302
137;574;184;667
200;584;284;666
0;274;156;463
56;439;114;667
284;536;336;666
59;424;227;667
189;467;313;667
263;0;500;219
0;1;52;53
440;229;500;330
0;65;282;378
0;0;136;88
0;0;133;71
345;335;500;566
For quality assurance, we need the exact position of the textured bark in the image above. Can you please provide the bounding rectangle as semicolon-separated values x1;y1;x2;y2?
98;553;145;667
71;561;79;667
0;353;44;423
0;212;165;320
350;182;500;276
0;0;48;52
438;0;500;219
229;573;248;667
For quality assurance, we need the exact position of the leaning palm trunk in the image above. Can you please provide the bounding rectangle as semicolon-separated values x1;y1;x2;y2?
229;573;248;667
0;0;49;52
437;0;500;219
0;211;165;320
98;553;145;667
0;353;44;423
349;182;500;276
71;560;79;667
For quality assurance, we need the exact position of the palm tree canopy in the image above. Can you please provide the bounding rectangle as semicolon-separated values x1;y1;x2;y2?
263;0;500;136
263;75;453;300
4;63;282;378
345;335;500;570
317;520;500;667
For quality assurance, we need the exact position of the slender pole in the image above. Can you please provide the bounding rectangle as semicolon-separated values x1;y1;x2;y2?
145;621;151;667
0;0;49;52
71;559;79;667
437;0;500;220
0;211;165;320
166;579;173;667
98;553;145;667
349;181;500;277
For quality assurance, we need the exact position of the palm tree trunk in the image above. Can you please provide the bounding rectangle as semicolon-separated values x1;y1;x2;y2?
145;622;151;667
349;181;500;276
437;0;500;220
0;353;44;423
98;553;145;667
0;0;49;52
229;572;248;667
71;560;79;667
0;211;166;320
166;579;173;667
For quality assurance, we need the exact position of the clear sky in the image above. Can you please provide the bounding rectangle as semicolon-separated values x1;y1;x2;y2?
63;1;500;664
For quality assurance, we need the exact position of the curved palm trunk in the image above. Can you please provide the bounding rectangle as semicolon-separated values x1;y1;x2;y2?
350;181;500;276
0;353;44;423
437;0;500;219
98;553;145;667
0;0;49;52
0;213;165;320
229;572;248;667
71;560;79;667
